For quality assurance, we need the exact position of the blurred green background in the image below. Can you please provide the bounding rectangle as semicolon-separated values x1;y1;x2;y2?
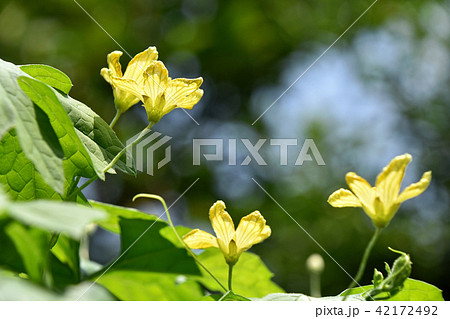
1;0;449;299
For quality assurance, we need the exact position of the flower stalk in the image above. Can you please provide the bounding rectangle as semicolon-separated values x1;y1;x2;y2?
344;227;382;300
228;264;234;291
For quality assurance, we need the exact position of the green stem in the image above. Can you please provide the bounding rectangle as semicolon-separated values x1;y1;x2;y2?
77;123;154;194
132;193;228;292
109;110;122;129
344;227;382;299
228;264;234;291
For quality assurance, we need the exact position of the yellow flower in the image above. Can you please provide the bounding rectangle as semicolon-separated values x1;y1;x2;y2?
101;47;159;114
183;200;271;266
328;154;431;228
104;51;203;123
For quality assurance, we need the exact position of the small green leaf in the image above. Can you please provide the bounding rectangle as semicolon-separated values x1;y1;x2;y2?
193;248;284;298
20;64;72;95
6;200;105;239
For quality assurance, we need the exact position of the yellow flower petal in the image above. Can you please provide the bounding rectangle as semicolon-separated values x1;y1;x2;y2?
327;188;362;207
209;200;235;254
100;67;112;84
375;153;412;205
109;75;146;102
143;61;168;101
123;46;158;85
345;172;376;213
235;211;269;253
182;229;218;249
397;171;432;203
106;51;123;78
255;225;271;245
163;78;204;112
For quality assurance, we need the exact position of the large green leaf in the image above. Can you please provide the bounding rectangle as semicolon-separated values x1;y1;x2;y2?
194;248;284;298
20;64;72;95
388;279;444;301
6;200;105;239
90;200;158;233
0;273;114;301
96;217;202;300
18;76;96;183
0;59;65;194
252;292;364;301
108;218;199;274
0;130;61;200
0;58;135;199
57;93;135;177
20;61;135;178
98;271;204;301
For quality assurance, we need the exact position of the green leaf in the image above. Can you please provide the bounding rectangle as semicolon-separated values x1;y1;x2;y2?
252;292;365;301
0;130;61;200
5;222;49;283
6;200;105;239
342;279;444;301
0;273;114;301
0;218;26;273
18;76;96;183
193;248;284;298
3;220;80;289
386;279;444;301
0;59;65;194
20;64;72;94
51;235;81;282
90;200;157;233
57;93;136;177
0;186;10;211
109;218;200;274
98;271;204;301
0;89;14;140
96;218;203;300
